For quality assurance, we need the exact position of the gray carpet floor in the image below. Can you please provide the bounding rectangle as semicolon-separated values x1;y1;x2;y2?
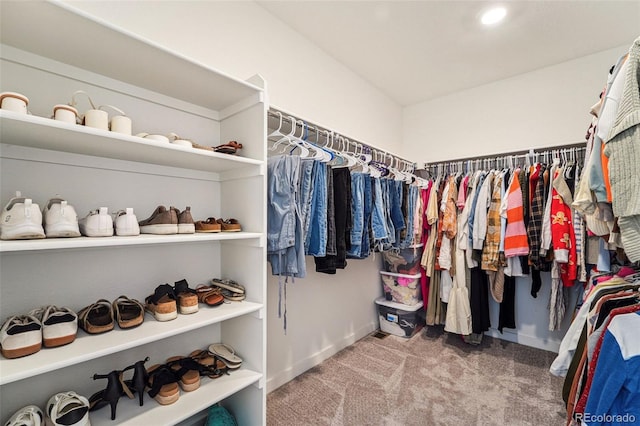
267;327;566;426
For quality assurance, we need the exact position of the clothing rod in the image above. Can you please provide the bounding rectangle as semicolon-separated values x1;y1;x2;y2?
420;142;587;169
267;107;415;168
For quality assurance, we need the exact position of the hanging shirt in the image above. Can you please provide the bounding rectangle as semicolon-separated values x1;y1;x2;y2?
472;171;494;250
551;169;577;287
481;172;503;271
504;169;530;258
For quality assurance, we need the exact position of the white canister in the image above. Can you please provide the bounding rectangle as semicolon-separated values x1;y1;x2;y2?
0;92;29;114
83;109;109;130
110;115;132;135
53;104;79;124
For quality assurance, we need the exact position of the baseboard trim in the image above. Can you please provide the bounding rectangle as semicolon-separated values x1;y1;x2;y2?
485;328;561;352
266;321;378;393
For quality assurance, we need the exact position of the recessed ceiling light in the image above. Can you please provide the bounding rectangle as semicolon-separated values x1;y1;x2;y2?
481;7;507;26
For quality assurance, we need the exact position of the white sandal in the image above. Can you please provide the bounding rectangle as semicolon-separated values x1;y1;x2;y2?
208;343;242;369
4;405;44;426
46;391;90;426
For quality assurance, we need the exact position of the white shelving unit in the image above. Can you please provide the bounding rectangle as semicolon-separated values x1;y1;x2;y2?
0;2;267;425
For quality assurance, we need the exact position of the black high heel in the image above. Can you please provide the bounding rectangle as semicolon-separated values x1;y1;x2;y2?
89;370;133;420
122;357;149;406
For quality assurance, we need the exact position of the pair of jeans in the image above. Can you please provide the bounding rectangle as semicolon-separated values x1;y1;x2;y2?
267;155;306;278
305;161;327;256
371;177;389;244
347;173;365;258
297;158;315;243
400;185;418;248
316;167;352;273
383;179;396;246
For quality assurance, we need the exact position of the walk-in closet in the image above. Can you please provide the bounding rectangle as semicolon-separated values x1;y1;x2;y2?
1;1;639;426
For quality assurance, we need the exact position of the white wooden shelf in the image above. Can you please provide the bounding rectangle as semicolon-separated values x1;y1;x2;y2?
0;301;263;385
0;112;263;173
0;232;264;253
89;369;262;426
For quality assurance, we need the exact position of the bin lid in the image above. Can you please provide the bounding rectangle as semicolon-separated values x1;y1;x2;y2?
375;297;423;311
379;271;422;279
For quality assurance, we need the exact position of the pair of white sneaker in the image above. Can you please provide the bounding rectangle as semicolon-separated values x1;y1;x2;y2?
79;207;140;237
4;392;91;426
0;192;140;239
0;306;78;359
0;192;81;240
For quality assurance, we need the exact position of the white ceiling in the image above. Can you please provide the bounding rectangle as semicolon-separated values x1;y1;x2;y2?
256;1;640;106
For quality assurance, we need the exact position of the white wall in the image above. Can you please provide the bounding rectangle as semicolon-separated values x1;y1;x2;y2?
403;44;630;163
63;0;401;393
401;44;631;350
65;0;403;154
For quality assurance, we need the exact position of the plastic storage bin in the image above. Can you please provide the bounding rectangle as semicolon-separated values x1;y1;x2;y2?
382;244;424;275
375;297;424;338
380;271;422;306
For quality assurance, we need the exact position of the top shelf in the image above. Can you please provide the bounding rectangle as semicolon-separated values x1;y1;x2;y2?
0;1;263;112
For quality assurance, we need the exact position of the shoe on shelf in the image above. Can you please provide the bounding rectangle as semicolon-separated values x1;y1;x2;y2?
4;405;45;426
211;278;245;294
138;206;178;235
28;305;78;348
112;296;145;329
166;356;204;392
216;218;242;232
208;343;242;370
145;284;178;321
112;208;140;236
195;285;224;307
122;357;150;407
89;369;134;421
214;141;243;155
46;391;90;426
77;299;115;334
176;206;195;234
146;364;180;405
0;191;45;240
42;197;81;238
188;349;229;379
0;314;42;359
173;279;199;314
78;207;113;237
211;279;245;302
195;218;222;233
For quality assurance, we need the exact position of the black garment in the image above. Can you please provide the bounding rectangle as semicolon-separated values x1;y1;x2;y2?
470;267;491;334
499;275;516;332
530;269;542;298
325;165;336;256
315;168;352;274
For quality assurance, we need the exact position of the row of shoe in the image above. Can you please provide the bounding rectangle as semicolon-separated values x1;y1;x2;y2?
86;344;242;421
0;192;244;240
0;279;245;359
145;278;246;322
2;342;241;425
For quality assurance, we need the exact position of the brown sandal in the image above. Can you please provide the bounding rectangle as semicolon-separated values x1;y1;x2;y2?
78;299;115;334
195;285;224;307
194;218;221;233
188;349;229;378
112;296;145;329
216;218;242;232
214;141;243;155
